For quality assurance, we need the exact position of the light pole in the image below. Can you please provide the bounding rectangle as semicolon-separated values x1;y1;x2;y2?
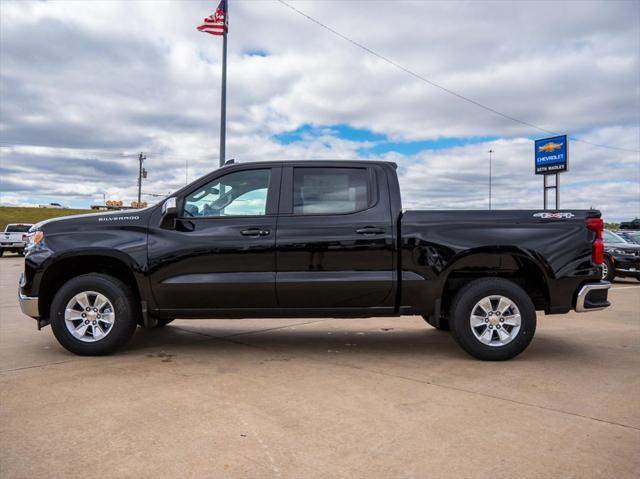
137;152;146;207
488;149;494;210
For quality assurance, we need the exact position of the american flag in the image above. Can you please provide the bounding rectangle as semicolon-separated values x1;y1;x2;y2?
197;0;228;36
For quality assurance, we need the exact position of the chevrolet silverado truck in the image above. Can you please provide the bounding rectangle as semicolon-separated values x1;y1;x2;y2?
1;223;32;256
18;161;610;360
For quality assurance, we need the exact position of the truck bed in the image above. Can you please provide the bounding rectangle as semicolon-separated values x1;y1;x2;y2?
399;209;602;314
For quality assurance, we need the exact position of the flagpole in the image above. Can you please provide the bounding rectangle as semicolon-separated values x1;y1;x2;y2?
219;13;227;167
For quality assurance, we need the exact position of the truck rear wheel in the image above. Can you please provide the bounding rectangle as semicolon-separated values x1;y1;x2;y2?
449;278;536;361
50;274;138;356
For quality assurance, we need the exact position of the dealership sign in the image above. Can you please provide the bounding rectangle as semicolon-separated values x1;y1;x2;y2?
535;135;568;174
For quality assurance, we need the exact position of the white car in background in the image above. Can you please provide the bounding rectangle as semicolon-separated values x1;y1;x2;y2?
0;224;33;256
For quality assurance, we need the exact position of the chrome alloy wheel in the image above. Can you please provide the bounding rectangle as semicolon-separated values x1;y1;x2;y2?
469;295;521;347
64;291;115;342
601;262;608;280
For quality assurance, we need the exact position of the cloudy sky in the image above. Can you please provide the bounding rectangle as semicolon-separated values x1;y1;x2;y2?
1;0;638;220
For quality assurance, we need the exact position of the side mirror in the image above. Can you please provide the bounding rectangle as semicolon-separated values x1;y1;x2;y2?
160;197;178;229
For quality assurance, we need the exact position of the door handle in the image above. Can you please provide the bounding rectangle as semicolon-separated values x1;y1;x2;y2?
240;228;270;237
356;227;386;235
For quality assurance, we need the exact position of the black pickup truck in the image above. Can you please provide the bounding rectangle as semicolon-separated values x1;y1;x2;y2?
19;160;610;360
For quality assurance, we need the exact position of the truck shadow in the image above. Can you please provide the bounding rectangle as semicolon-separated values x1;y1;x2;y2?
123;322;587;361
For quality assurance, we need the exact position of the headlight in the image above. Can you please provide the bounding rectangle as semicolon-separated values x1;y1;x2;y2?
26;230;44;249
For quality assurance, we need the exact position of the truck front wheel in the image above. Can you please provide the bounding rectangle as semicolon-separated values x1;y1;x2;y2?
50;274;138;355
449;278;536;361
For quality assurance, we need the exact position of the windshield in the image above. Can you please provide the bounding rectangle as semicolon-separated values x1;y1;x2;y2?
625;232;640;244
5;224;31;233
603;230;628;244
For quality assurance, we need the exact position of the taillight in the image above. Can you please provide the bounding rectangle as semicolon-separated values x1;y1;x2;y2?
586;218;604;265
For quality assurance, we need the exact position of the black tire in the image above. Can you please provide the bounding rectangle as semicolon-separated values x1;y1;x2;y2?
50;274;138;355
449;278;536;361
0;249;3;257
602;257;614;282
421;315;450;331
18;249;25;256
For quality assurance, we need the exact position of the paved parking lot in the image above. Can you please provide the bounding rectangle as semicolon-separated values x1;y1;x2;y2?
1;255;639;478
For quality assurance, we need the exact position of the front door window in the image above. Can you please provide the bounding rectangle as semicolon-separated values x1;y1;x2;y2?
184;169;271;217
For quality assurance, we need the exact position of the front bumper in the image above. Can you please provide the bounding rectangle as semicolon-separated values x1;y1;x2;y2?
575;281;611;313
611;254;640;277
18;291;40;318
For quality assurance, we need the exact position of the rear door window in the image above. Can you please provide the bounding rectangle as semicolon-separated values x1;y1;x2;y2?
292;168;370;215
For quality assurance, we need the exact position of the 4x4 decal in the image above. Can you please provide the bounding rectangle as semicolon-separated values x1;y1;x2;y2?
533;212;575;219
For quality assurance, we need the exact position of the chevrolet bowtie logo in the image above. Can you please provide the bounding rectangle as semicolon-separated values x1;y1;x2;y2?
538;142;563;153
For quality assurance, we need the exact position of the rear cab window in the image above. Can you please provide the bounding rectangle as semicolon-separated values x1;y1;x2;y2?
5;225;31;233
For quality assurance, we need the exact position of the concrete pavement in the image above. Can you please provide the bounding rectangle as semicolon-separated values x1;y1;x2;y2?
1;256;639;478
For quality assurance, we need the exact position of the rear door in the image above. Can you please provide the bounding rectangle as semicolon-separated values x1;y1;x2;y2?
275;164;394;309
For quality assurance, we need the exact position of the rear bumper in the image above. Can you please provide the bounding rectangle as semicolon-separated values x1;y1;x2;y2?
0;243;26;249
575;282;611;313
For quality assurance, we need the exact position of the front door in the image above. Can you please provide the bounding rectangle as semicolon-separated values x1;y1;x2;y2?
275;165;394;309
147;166;281;314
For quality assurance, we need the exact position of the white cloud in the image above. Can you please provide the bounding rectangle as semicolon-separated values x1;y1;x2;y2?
397;129;640;221
0;0;638;220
